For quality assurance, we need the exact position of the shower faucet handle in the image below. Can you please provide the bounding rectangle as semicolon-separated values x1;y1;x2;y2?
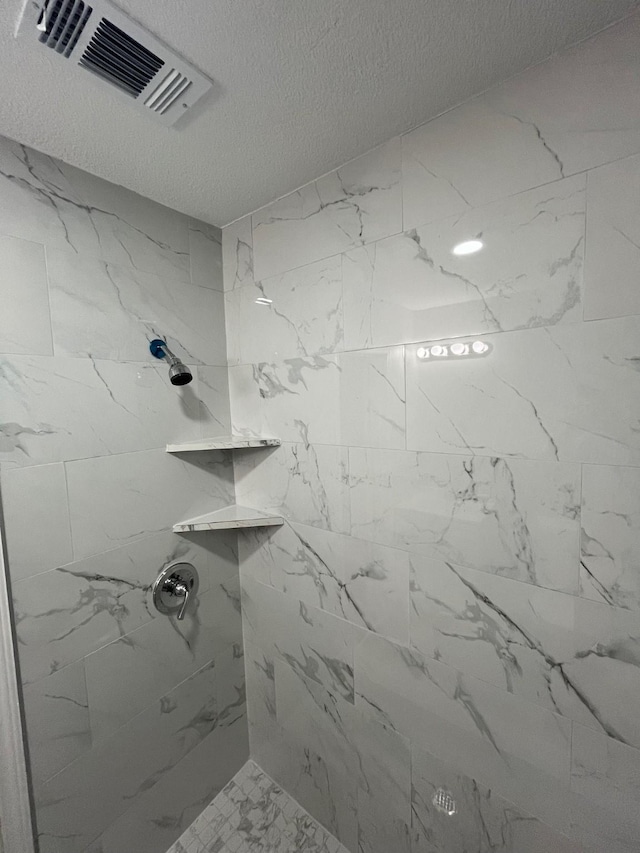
152;561;199;621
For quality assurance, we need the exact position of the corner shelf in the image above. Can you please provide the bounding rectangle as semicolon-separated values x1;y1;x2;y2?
167;435;280;453
173;505;284;533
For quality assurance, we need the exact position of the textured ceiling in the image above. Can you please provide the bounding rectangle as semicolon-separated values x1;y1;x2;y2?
1;0;638;225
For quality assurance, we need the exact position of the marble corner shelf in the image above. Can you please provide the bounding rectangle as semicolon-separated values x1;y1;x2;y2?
173;505;284;533
166;435;281;453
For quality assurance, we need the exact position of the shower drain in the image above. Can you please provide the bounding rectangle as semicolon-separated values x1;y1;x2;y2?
432;788;457;816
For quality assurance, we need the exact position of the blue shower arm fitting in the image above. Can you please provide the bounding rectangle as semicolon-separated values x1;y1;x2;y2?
150;339;169;359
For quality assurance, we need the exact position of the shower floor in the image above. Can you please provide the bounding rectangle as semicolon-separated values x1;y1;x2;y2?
166;760;348;853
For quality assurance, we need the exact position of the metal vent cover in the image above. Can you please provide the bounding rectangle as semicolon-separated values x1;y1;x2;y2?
16;0;212;126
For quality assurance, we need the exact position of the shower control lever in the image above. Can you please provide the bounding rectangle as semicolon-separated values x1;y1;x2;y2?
153;562;199;621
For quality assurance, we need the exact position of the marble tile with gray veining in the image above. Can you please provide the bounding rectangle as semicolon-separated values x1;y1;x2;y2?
402;13;640;231
22;660;91;792
349;448;580;593
240;521;409;641
405;315;640;465
410;559;640;748
226;255;343;365
338;346;405;450
13;531;217;683
65;447;234;559
1;463;73;581
252;139;402;281
570;725;640;848
189;220;223;291
0;138;191;282
229;356;342;446
355;632;573;833
411;745;583;853
344;175;584;350
0;235;52;356
580;464;640;612
274;658;416;853
0;355;203;467
47;248;226;365
585;152;640;322
222;215;254;292
84;583;241;743
241;577;362;704
85;716;248;853
244;641;278;757
230;346;404;450
234;441;350;534
36;660;222;853
196;365;232;436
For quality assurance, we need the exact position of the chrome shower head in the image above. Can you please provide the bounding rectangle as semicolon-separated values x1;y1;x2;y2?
149;339;193;386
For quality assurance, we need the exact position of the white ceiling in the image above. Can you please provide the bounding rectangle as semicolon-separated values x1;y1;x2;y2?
1;0;638;226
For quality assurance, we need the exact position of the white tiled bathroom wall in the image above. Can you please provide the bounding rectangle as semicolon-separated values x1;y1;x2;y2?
224;12;640;853
0;138;247;853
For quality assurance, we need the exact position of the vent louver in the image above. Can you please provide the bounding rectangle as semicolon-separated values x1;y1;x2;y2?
80;18;164;97
38;0;93;57
18;0;212;126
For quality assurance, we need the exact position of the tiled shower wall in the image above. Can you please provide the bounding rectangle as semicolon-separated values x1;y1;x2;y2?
224;12;640;853
0;135;248;853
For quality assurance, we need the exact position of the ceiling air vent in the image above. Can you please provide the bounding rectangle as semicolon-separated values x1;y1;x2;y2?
16;0;212;126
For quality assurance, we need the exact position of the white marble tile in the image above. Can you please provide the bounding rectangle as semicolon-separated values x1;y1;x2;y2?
405;316;640;464
189;221;223;291
483;13;640;181
571;725;640;838
411;745;583;853
196;365;232;436
585;153;640;321
402;13;640;231
85;582;239;742
234;442;350;534
223;216;254;292
0;137;191;283
229;357;342;446
344;175;584;349
274;657;412;853
13;531;219;683
230;347;405;450
353;707;412;853
349;448;580;593
338;347;405;449
65;447;234;559
92;723;248;853
354;633;573;832
47;248;226;365
35;661;221;853
241;577;363;703
581;465;640;611
564;600;640;750
274;660;358;781
0;356;203;467
0;236;52;356
567;786;640;853
240;521;409;641
22;660;91;790
1;463;72;581
244;642;277;757
225;255;343;365
252;140;402;280
402;99;564;231
215;643;246;729
271;742;358;853
410;560;640;745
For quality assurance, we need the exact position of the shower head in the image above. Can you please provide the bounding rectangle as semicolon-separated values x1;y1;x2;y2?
149;339;193;386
